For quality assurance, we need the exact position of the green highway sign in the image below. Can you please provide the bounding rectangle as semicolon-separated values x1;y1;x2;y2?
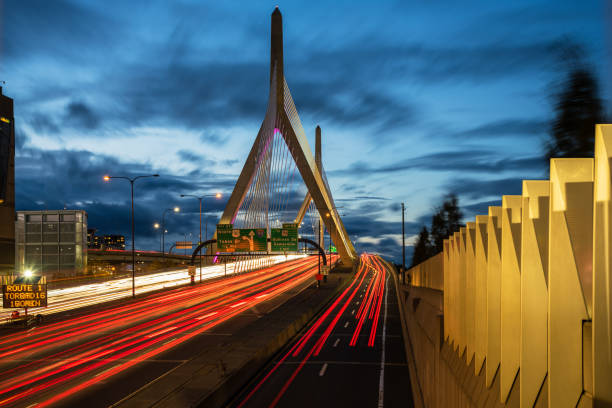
217;224;267;252
330;245;337;253
271;223;298;252
234;228;268;252
216;224;234;251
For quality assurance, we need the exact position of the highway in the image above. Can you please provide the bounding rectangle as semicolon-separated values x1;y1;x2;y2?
1;255;305;318
0;256;319;407
233;254;413;407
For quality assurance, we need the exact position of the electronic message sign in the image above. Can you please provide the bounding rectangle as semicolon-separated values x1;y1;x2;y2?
2;282;47;308
271;223;298;252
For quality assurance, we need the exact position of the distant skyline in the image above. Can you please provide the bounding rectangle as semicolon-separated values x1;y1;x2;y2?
2;0;610;262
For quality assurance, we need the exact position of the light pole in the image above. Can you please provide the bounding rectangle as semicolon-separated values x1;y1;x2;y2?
180;193;222;282
161;207;180;263
103;173;159;298
153;222;160;251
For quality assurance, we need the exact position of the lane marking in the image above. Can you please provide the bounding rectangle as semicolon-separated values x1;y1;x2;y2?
146;326;177;338
377;269;389;408
319;363;328;377
333;338;340;347
196;312;217;320
344;322;349;328
230;301;247;308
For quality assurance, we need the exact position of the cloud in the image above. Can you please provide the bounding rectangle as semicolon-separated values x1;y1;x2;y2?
176;150;216;167
331;150;545;176
444;176;524;201
64;101;100;130
453;118;548;139
14;146;238;247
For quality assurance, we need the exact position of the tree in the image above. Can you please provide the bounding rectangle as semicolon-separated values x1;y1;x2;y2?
411;226;432;267
545;65;605;160
430;194;463;253
410;194;463;267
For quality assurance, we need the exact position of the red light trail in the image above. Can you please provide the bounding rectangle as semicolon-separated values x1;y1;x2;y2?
237;253;389;408
0;256;321;407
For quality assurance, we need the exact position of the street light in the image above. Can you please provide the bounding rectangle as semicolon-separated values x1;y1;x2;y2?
180;193;222;282
103;173;159;298
161;206;180;263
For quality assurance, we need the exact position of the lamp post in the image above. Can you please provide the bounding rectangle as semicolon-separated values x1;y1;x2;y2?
103;173;159;298
161;207;180;263
180;193;222;282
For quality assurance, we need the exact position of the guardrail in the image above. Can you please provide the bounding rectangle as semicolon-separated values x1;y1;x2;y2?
402;124;612;408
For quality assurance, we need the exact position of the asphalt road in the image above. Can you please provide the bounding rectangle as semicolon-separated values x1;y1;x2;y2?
0;256;322;407
231;254;413;408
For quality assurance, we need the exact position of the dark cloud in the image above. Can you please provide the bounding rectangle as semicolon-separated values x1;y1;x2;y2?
331;150;545;176
29;112;60;134
176;150;216;167
14;146;238;249
445;177;524;200
462;199;503;218
453;118;548;139
65;101;100;130
3;0;114;61
200;131;230;145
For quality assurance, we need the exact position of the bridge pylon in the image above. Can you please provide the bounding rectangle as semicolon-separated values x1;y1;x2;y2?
216;8;356;266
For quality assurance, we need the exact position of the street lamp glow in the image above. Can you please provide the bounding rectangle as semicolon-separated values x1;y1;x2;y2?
103;175;110;181
174;207;180;212
153;223;160;229
23;269;33;278
215;193;222;199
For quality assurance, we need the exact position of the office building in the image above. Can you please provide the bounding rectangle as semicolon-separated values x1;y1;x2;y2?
15;210;88;278
103;234;125;250
87;228;101;249
0;87;15;274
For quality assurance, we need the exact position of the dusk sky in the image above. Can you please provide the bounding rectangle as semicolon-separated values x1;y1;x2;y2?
1;0;610;262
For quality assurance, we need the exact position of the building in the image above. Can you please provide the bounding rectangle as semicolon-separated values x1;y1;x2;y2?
102;234;125;250
0;87;15;274
87;228;101;249
15;210;88;277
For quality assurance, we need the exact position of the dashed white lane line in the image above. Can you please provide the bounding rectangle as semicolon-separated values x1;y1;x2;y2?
333;338;340;347
377;273;389;408
319;363;328;377
344;322;349;328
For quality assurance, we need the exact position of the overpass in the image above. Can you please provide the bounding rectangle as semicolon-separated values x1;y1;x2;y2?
400;124;612;408
87;248;191;264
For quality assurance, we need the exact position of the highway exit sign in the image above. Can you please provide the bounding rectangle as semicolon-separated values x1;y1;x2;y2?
271;223;298;252
216;224;267;252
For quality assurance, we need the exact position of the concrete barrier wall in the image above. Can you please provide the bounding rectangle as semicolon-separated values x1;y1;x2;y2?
401;124;612;408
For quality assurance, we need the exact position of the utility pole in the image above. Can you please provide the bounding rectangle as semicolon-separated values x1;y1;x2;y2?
402;202;406;284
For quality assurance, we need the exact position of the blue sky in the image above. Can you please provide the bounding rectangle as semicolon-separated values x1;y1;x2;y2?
1;0;610;263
